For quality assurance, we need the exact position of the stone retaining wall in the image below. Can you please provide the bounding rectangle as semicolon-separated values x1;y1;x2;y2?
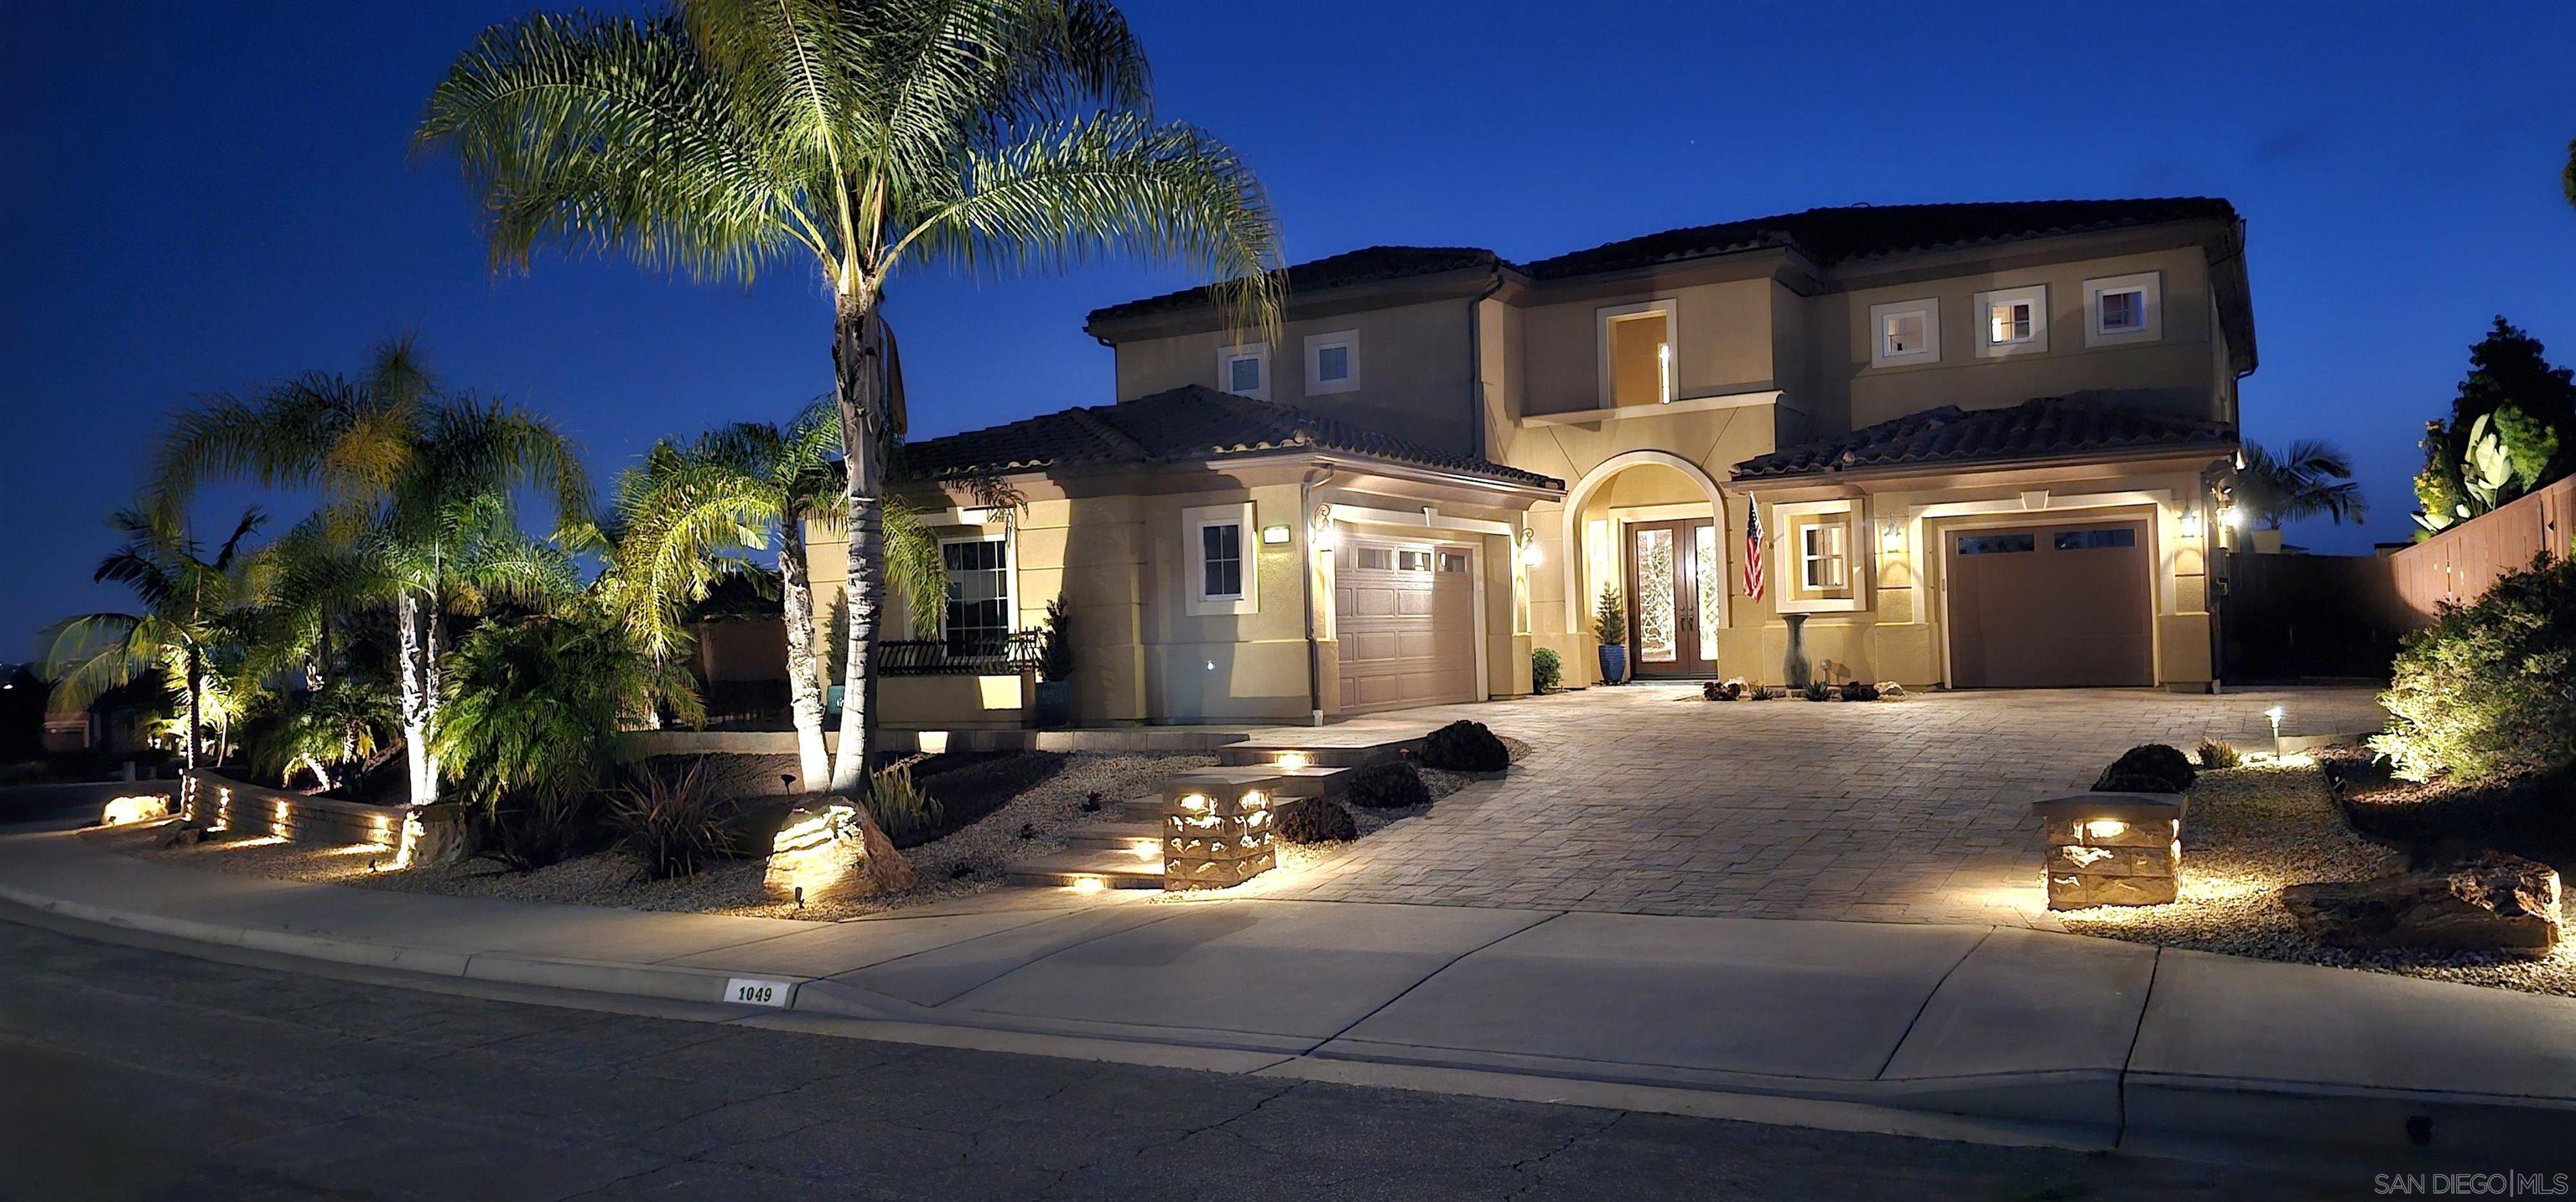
182;770;404;848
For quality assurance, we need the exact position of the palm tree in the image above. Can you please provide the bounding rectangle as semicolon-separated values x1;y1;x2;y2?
148;339;589;807
417;0;1283;789
609;400;944;790
2236;439;2370;531
41;506;267;773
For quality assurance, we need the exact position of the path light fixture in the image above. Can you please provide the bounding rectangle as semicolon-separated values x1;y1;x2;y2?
2031;792;2186;909
2265;705;2287;754
1164;776;1280;891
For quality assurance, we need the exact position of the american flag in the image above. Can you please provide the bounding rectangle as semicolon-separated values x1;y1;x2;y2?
1742;500;1764;599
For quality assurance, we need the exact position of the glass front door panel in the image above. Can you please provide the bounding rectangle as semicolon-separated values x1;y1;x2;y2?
1633;527;1676;663
1694;524;1722;661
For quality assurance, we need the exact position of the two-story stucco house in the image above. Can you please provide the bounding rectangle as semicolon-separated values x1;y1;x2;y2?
807;198;2255;728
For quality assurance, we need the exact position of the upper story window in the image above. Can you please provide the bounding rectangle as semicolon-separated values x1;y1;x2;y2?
1597;300;1675;407
1304;330;1359;396
1217;344;1269;400
1868;298;1940;368
1183;502;1258;614
1974;284;2049;359
2084;272;2163;346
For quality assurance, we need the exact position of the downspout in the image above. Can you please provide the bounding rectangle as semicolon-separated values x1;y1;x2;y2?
1301;465;1337;726
1465;267;1506;463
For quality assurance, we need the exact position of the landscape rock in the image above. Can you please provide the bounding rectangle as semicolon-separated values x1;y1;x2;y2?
762;799;914;905
2282;851;2563;956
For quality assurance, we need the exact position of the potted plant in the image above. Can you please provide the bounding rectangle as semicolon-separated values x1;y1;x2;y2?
1033;596;1072;728
1592;584;1628;685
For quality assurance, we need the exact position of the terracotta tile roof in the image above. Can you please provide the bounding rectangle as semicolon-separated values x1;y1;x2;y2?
896;385;1563;490
1085;246;1502;325
1731;396;2237;481
1520;198;2241;277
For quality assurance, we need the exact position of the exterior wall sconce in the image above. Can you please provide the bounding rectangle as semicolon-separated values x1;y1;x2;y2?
1260;523;1292;545
2178;509;2205;539
1164;776;1279;890
2031;792;2185;909
1519;528;1541;566
1879;521;1907;554
2216;504;2246;530
1310;504;1337;551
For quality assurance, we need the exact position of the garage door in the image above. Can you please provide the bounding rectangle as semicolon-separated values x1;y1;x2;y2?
1336;538;1478;713
1945;521;2153;688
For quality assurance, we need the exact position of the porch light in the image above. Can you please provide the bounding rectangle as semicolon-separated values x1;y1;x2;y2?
1310;504;1337;551
1519;528;1541;567
2216;504;2247;530
1164;777;1279;890
1260;523;1292;545
1879;521;1907;553
2178;509;2205;538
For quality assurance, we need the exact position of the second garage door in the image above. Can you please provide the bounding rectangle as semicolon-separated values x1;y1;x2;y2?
1336;538;1478;713
1945;520;2153;688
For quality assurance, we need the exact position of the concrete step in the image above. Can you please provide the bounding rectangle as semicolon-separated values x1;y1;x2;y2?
1057;820;1163;852
1002;848;1165;889
1215;740;1420;769
1114;766;1345;820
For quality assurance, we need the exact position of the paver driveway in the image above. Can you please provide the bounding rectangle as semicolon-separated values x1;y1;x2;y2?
1250;686;2386;929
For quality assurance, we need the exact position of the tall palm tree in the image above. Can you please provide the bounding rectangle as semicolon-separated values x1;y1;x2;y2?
148;339;589;807
41;506;267;773
2236;439;2370;531
417;0;1283;789
609;399;943;790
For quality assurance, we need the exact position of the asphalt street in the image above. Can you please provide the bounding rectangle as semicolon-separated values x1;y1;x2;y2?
0;915;2346;1200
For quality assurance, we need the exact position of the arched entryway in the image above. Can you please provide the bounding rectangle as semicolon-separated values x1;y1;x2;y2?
1561;452;1729;679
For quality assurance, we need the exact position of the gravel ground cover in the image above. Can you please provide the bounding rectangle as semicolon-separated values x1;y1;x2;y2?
91;751;1215;921
2059;758;2576;996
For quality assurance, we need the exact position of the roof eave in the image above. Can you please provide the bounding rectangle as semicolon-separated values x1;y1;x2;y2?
1732;438;2241;489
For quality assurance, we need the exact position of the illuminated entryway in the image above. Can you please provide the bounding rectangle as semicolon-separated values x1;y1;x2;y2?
1624;518;1721;677
1561;451;1731;682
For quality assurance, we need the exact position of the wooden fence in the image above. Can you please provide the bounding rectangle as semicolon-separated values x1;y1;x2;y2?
2385;474;2576;624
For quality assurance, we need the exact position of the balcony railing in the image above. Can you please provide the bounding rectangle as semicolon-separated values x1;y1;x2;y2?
877;629;1041;676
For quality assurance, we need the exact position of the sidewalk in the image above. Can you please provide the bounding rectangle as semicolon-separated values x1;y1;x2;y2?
5;821;2573;1167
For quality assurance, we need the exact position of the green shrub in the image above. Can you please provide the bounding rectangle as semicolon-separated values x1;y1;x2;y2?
1801;681;1832;702
1344;761;1431;809
1420;720;1509;772
606;760;747;881
862;763;945;841
2093;743;2196;793
2373;553;2576;783
475;793;594;873
1531;647;1562;692
2196;738;2242;769
1273;797;1356;843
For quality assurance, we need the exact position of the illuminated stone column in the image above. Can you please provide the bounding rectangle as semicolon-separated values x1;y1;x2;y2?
2031;793;2185;909
1163;776;1279;891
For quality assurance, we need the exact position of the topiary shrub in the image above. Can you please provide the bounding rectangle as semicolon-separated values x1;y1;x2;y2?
2093;743;2197;793
1420;720;1509;772
1801;681;1833;702
1273;797;1357;843
1344;761;1432;809
2196;738;2242;769
2372;553;2576;783
1532;647;1562;692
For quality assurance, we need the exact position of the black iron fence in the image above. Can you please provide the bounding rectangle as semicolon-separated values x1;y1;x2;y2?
877;629;1042;676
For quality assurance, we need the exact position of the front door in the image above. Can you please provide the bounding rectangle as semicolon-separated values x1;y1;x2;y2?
1626;519;1719;677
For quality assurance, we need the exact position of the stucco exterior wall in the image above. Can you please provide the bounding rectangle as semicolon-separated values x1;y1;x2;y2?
1109;297;1481;455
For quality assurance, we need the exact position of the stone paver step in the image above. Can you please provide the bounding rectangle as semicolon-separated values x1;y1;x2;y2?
1115;766;1345;820
1216;740;1420;769
1001;848;1165;889
1057;821;1163;852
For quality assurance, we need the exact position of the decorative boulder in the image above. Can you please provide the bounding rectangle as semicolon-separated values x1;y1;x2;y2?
1345;761;1433;810
2283;852;2563;956
763;799;915;904
2093;743;2196;794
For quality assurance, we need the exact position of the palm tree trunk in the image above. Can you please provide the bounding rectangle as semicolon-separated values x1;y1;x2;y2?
778;509;830;792
397;591;440;806
829;293;889;794
183;645;202;774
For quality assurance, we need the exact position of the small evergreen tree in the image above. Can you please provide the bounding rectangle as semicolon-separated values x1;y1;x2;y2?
1592;585;1626;645
2414;318;2576;536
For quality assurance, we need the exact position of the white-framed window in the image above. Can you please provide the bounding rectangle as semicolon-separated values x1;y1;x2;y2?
1974;284;2048;358
1799;523;1848;590
1303;329;1359;396
2084;272;2163;346
1216;344;1269;400
937;535;1013;657
1597;299;1676;407
1770;499;1867;614
1867;298;1940;367
1183;502;1257;614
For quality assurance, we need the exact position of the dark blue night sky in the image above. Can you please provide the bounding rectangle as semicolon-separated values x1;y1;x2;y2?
5;2;2573;654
